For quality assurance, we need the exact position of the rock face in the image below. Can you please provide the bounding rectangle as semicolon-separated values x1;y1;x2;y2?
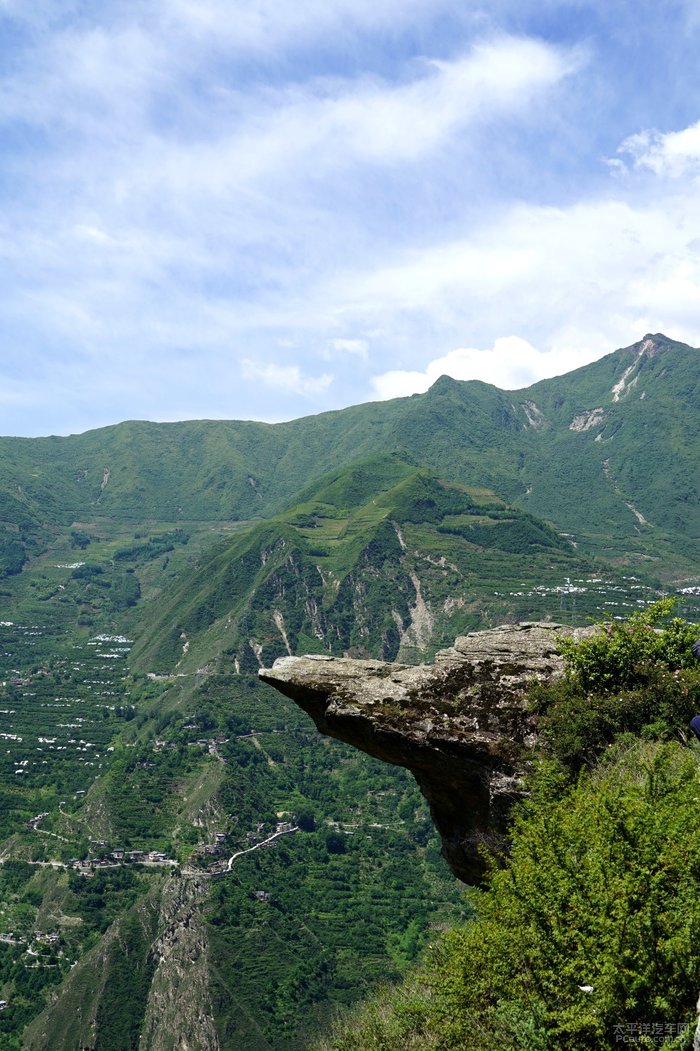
139;875;220;1051
24;874;220;1051
260;622;593;883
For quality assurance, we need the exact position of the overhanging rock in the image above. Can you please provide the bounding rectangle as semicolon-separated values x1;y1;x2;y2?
260;622;592;884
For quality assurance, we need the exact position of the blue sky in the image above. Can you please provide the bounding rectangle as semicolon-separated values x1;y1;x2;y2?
2;0;700;435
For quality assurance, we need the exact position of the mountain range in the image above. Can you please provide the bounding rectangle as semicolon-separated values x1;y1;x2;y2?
0;332;698;1050
2;332;698;574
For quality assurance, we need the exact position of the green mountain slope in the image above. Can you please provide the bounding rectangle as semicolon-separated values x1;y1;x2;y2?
130;454;663;677
0;334;697;1049
512;333;700;558
0;334;697;584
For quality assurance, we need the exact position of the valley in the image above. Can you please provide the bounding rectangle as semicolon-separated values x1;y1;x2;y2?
0;334;697;1048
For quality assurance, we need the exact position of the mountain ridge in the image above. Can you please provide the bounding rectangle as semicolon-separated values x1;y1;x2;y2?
129;455;594;674
1;333;696;584
0;334;698;1049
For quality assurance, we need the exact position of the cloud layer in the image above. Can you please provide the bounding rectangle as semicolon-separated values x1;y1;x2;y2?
1;2;700;434
370;337;597;398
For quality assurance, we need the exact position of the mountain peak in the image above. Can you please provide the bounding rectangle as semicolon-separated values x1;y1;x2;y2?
633;332;681;358
426;374;463;396
642;332;667;349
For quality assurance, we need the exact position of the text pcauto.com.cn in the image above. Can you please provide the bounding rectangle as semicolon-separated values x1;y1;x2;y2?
612;1022;692;1044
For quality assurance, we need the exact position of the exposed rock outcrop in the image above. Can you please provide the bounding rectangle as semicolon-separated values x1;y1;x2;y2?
260;622;593;883
139;875;220;1051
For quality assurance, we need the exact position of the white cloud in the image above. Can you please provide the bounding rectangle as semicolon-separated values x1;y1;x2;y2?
60;34;578;210
318;37;581;165
616;120;700;177
327;189;700;371
0;25;582;404
0;23;170;134
370;337;597;399
241;359;333;396
0;28;580;286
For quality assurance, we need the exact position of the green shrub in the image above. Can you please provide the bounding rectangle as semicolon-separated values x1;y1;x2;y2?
429;743;700;1049
530;600;700;769
557;599;698;695
318;744;700;1051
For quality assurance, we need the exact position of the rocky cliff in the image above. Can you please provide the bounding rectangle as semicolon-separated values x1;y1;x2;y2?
22;874;219;1051
139;874;219;1051
261;622;593;883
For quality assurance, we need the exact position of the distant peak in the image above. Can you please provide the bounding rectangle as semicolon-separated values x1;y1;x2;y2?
642;331;667;343
611;333;684;402
633;333;676;358
427;374;462;395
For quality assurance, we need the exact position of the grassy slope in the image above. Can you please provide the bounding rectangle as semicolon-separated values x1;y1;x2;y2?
0;335;697;582
514;334;700;551
130;455;627;675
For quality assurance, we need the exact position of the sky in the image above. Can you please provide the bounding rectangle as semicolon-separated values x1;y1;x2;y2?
2;0;700;436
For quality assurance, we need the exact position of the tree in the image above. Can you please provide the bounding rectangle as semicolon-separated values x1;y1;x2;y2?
326;831;346;855
432;743;700;1049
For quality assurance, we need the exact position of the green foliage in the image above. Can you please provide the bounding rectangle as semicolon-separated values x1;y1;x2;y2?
71;563;103;579
438;511;569;554
104;747;199;845
325;830;346;854
296;807;316;832
68;867;146;933
113;529;189;563
291;455;420;514
531;601;700;769
558;599;698;694
382;474;474;525
0;533;28;577
315;972;440;1051
431;744;700;1049
323;743;700;1050
0;860;34;894
91;904;158;1050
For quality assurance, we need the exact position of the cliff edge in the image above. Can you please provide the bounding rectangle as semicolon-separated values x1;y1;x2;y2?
260;621;593;883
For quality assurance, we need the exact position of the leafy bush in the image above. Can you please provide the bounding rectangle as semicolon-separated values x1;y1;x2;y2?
71;562;103;580
429;744;700;1050
322;744;700;1050
0;534;27;577
438;514;568;554
557;599;698;694
316;972;440;1051
530;600;700;769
